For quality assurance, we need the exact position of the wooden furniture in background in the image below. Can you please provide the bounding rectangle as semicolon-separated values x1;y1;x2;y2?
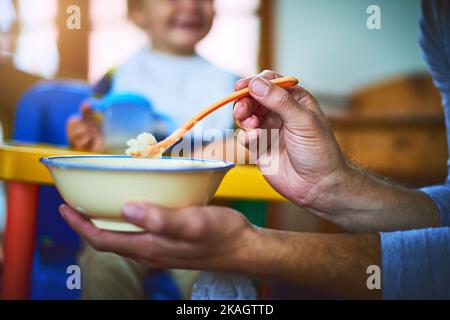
258;0;275;71
332;114;447;187
331;73;448;187
350;73;443;117
57;0;90;79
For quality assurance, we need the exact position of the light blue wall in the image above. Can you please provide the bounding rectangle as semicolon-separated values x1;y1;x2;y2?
274;0;427;96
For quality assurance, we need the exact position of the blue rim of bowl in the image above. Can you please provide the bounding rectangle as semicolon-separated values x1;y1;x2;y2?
40;155;235;173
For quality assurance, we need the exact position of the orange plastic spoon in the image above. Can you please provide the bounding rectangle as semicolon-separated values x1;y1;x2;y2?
143;76;299;158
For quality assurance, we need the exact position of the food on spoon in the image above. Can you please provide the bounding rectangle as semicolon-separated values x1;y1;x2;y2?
126;133;163;159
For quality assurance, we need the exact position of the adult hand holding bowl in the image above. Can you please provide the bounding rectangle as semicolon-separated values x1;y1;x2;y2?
41;156;234;232
59;202;256;273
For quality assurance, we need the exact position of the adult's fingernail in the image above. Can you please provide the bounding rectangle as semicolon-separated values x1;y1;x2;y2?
251;78;270;98
123;203;145;221
234;103;242;115
59;205;67;218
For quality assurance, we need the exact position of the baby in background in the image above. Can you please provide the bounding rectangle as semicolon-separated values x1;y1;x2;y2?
67;0;252;300
67;0;236;154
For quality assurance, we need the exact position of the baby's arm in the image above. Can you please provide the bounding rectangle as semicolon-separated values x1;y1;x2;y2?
67;104;103;152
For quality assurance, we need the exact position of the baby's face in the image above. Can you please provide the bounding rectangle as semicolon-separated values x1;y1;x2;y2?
138;0;215;54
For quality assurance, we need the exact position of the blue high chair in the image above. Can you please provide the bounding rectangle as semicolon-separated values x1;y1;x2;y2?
14;81;91;300
13;81;181;300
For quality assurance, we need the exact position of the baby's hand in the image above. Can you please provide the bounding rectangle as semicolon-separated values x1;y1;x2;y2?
67;104;103;152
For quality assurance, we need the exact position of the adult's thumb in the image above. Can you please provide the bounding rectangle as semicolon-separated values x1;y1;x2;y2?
249;77;305;122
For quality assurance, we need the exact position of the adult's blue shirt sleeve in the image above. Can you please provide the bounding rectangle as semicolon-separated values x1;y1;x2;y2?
381;228;450;299
380;0;450;300
417;0;450;228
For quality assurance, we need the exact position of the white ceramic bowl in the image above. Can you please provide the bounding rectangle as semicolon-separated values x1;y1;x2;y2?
41;156;234;232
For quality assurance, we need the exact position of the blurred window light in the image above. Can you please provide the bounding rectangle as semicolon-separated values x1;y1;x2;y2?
197;0;261;77
89;0;147;82
0;0;16;33
13;0;59;78
0;0;17;59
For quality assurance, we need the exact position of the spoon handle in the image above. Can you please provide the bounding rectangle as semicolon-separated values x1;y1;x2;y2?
156;76;299;154
181;76;299;133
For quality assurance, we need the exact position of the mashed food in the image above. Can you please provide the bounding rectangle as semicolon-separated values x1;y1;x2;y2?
126;133;159;158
